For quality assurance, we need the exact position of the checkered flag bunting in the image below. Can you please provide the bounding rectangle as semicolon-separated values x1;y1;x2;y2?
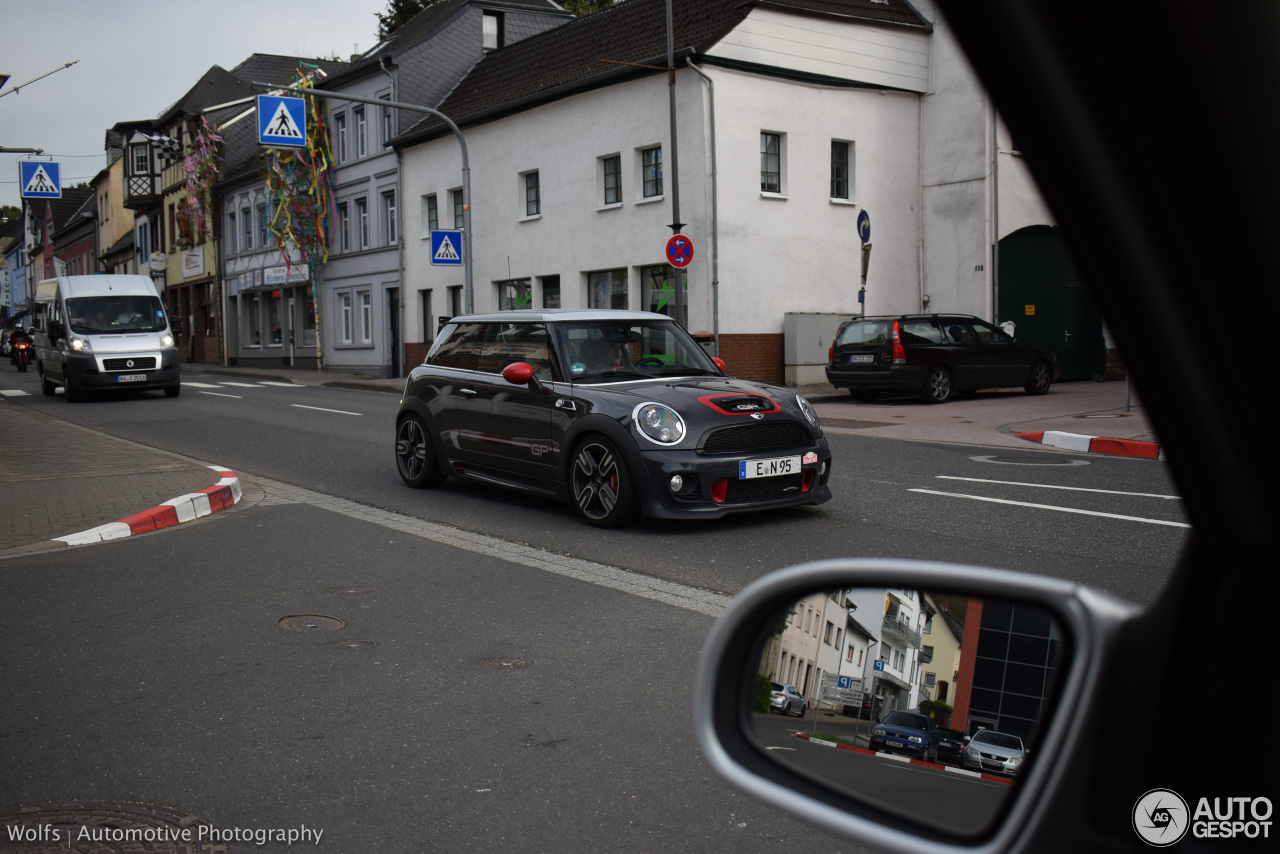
147;134;183;160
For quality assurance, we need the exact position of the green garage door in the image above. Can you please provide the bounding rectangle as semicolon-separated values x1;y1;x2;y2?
998;225;1106;381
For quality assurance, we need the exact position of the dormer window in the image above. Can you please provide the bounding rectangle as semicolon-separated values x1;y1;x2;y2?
483;12;504;50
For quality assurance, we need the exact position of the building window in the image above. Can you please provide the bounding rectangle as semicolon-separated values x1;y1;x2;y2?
831;140;852;200
642;146;662;198
334;113;347;162
761;132;783;194
243;292;262;347
356;197;369;249
132;145;149;176
339;292;353;344
420;289;433;343
227;211;237;253
602;155;622;206
540;274;561;309
360;290;372;343
588;269;627;310
644;264;685;325
823;621;834;645
353;106;366;158
523;171;540;217
301;292;316;347
451;189;464;228
382;190;397;245
380;94;393;144
336;202;350;252
424;193;438;233
497;278;531;310
241;206;252;250
448;285;463;317
482;11;504;50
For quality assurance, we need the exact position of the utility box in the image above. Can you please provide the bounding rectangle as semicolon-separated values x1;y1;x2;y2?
784;313;844;386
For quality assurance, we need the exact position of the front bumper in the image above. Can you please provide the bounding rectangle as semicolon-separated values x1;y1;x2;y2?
630;438;833;520
65;350;180;391
869;734;929;757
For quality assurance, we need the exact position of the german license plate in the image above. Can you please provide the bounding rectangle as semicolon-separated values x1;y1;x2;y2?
848;354;874;363
740;456;801;479
887;740;904;748
116;374;147;383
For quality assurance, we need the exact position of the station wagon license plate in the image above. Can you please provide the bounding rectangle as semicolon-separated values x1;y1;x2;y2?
115;374;147;383
847;354;874;363
740;456;801;479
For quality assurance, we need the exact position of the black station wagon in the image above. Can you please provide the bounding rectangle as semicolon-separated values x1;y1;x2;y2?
825;313;1060;403
394;310;832;527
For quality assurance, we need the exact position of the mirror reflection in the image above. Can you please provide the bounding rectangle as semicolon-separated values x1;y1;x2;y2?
752;588;1063;836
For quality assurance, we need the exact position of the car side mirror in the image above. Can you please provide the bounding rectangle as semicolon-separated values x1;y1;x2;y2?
692;558;1136;852
501;361;546;392
712;356;726;373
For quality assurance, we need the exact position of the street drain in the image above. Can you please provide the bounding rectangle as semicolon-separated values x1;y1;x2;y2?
326;640;378;650
481;657;534;669
278;615;345;632
0;802;226;853
331;585;373;594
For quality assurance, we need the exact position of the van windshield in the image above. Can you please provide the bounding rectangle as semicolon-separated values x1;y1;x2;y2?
67;296;167;334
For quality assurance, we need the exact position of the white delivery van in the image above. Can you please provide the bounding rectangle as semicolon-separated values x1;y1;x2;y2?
33;275;181;401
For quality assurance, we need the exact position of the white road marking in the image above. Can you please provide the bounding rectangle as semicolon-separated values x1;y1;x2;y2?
183;382;223;388
0;390;30;397
218;381;263;388
910;488;1191;528
938;476;1180;500
291;404;361;416
199;391;243;399
259;381;300;388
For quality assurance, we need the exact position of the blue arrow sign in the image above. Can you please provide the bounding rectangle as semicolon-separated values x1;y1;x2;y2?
258;95;308;148
430;230;464;266
19;161;60;199
857;209;871;244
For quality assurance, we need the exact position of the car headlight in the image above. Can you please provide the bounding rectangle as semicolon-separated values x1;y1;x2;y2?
966;745;979;756
161;334;175;348
872;727;886;736
908;736;922;744
1007;757;1021;766
70;336;92;353
795;394;821;430
633;403;686;445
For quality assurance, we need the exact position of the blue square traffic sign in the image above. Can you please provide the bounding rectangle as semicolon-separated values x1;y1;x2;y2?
430;230;464;266
19;161;60;199
257;95;308;148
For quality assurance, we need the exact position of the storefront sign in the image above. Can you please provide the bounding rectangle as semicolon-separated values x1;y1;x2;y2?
263;264;310;286
182;249;204;278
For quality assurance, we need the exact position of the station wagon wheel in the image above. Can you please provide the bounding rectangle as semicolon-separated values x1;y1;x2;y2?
395;413;446;488
921;366;953;403
570;436;638;528
1025;360;1053;395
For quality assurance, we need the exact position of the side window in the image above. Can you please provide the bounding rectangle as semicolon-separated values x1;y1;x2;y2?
901;321;943;344
970;319;1006;343
943;321;976;344
478;323;553;380
427;322;487;370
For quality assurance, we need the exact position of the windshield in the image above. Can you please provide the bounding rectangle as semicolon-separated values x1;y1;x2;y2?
555;319;718;383
881;712;929;729
972;731;1023;750
67;296;167;334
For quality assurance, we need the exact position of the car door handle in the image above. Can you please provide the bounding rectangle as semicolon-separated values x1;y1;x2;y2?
1064;329;1072;343
554;398;577;411
459;387;478;396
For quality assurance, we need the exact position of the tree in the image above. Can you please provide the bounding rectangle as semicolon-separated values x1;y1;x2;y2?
0;205;20;224
375;0;442;41
562;0;617;15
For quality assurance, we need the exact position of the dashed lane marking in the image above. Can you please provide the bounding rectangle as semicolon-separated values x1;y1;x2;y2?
909;488;1190;528
290;404;361;416
937;476;1180;500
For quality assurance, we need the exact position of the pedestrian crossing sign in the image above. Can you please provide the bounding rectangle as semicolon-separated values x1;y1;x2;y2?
257;95;308;148
19;161;61;199
430;230;464;266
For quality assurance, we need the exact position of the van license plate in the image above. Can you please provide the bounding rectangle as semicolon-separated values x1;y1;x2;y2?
848;354;874;363
740;456;801;479
116;374;147;383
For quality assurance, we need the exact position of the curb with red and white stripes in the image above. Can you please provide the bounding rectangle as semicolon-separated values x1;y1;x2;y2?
1014;430;1164;460
54;466;242;546
794;732;1014;784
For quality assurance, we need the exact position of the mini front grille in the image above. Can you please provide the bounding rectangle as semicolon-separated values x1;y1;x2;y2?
724;473;804;502
702;423;810;455
104;357;157;371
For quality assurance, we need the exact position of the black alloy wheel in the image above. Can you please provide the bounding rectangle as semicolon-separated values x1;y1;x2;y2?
395;413;446;488
39;367;56;396
922;366;953;403
164;383;181;398
570;436;637;528
1025;360;1053;395
62;376;80;403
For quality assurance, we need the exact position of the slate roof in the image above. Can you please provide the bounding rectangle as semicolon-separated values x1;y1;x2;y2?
154;66;257;127
46;188;96;241
231;53;351;90
395;0;928;143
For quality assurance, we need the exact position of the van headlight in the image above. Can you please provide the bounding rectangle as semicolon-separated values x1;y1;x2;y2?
796;394;821;431
70;336;92;353
633;403;686;445
161;334;175;348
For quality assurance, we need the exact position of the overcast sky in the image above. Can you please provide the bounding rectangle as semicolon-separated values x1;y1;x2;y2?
1;0;388;211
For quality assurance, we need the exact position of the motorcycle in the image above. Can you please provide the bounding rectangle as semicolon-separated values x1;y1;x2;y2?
11;339;31;372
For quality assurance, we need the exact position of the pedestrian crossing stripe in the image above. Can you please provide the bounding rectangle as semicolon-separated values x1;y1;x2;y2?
0;389;31;397
265;101;303;139
434;235;460;262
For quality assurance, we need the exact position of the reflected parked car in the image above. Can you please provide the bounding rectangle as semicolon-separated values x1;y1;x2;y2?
769;683;805;717
962;729;1026;776
395;310;832;527
868;710;937;761
934;727;968;765
825;314;1059;403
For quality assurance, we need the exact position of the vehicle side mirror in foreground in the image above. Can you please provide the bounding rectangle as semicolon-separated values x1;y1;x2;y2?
502;362;535;385
692;559;1136;854
712;357;726;373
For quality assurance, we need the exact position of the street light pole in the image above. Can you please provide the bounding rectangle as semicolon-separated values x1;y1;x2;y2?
666;0;686;327
257;83;474;315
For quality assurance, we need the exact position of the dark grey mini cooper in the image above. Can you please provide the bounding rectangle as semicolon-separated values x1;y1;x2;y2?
394;310;832;527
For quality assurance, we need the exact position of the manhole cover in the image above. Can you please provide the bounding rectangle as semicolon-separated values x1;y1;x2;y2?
481;657;534;669
971;454;1090;467
278;614;345;632
326;640;378;650
0;802;227;853
330;586;372;594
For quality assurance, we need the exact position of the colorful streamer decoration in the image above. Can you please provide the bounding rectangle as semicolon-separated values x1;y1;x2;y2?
177;116;223;244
